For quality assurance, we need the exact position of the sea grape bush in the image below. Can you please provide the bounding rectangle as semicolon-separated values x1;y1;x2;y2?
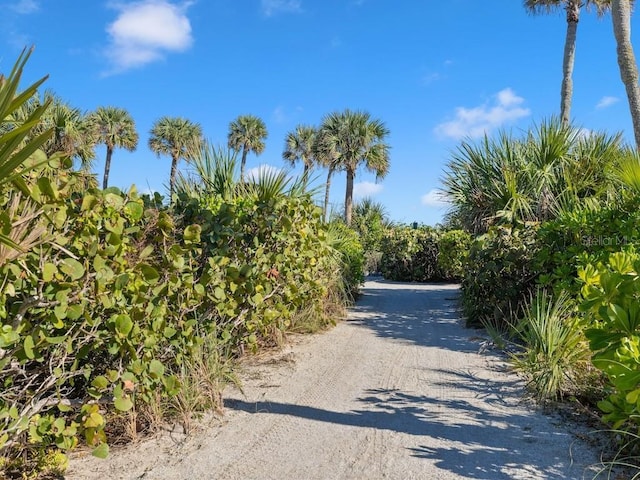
1;162;343;467
177;189;337;347
380;226;470;282
461;225;539;328
0;167;207;459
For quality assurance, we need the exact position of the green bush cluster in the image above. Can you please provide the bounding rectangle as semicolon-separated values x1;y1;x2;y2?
380;226;471;283
0;162;341;468
461;225;539;328
177;189;337;346
535;201;640;296
580;249;640;433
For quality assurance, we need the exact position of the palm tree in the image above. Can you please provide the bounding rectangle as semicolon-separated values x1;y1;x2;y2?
89;106;138;189
611;0;640;148
227;114;268;181
148;116;203;199
18;92;97;170
442;117;625;234
316;110;390;226
283;125;317;175
524;0;609;126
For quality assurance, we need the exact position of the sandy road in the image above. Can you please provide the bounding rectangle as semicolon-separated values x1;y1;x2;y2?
67;279;606;480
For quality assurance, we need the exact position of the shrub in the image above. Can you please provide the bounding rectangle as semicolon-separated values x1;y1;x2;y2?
462;225;539;328
436;229;472;281
380;226;440;282
511;290;587;402
535;201;640;297
579;249;640;437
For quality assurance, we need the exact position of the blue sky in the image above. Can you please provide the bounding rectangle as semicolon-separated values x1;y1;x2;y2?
1;0;637;225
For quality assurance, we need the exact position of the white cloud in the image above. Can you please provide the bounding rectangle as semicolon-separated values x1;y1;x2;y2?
421;189;449;207
261;0;302;16
105;1;193;73
596;96;619;109
353;181;383;199
246;164;283;181
10;0;39;14
434;88;531;140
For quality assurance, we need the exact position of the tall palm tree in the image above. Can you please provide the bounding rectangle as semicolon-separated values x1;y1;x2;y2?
148;116;203;199
89;106;138;189
317;109;390;226
227;114;268;181
611;0;640;148
524;0;609;126
283;125;317;174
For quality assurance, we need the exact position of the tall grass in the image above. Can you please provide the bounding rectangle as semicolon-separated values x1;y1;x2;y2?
169;332;239;434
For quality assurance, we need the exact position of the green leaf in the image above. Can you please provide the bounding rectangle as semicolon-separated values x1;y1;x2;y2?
140;264;160;283
124;201;143;221
214;287;226;300
140;245;154;259
36;176;57;199
115;273;130;290
92;443;109;459
92;376;109;390
184;224;201;243
61;258;85;281
114;314;133;337
67;304;83;320
113;396;133;412
252;292;264;306
84;412;104;429
54;304;67;320
81;195;98;211
23;335;35;359
104;193;124;209
57;402;72;413
42;263;58;282
149;359;165;378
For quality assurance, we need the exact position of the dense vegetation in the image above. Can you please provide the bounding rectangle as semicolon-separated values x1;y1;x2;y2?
3;0;640;474
0;51;366;476
441;115;640;464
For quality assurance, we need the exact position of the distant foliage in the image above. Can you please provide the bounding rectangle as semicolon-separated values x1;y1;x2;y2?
437;230;472;281
350;198;390;274
327;221;365;300
380;226;470;282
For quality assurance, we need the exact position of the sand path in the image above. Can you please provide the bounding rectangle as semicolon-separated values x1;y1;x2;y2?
67;280;605;480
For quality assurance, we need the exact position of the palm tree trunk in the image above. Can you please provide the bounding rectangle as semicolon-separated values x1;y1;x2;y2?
240;147;248;181
324;166;334;223
612;0;640;148
561;2;580;126
170;155;178;200
103;146;113;190
344;168;355;226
